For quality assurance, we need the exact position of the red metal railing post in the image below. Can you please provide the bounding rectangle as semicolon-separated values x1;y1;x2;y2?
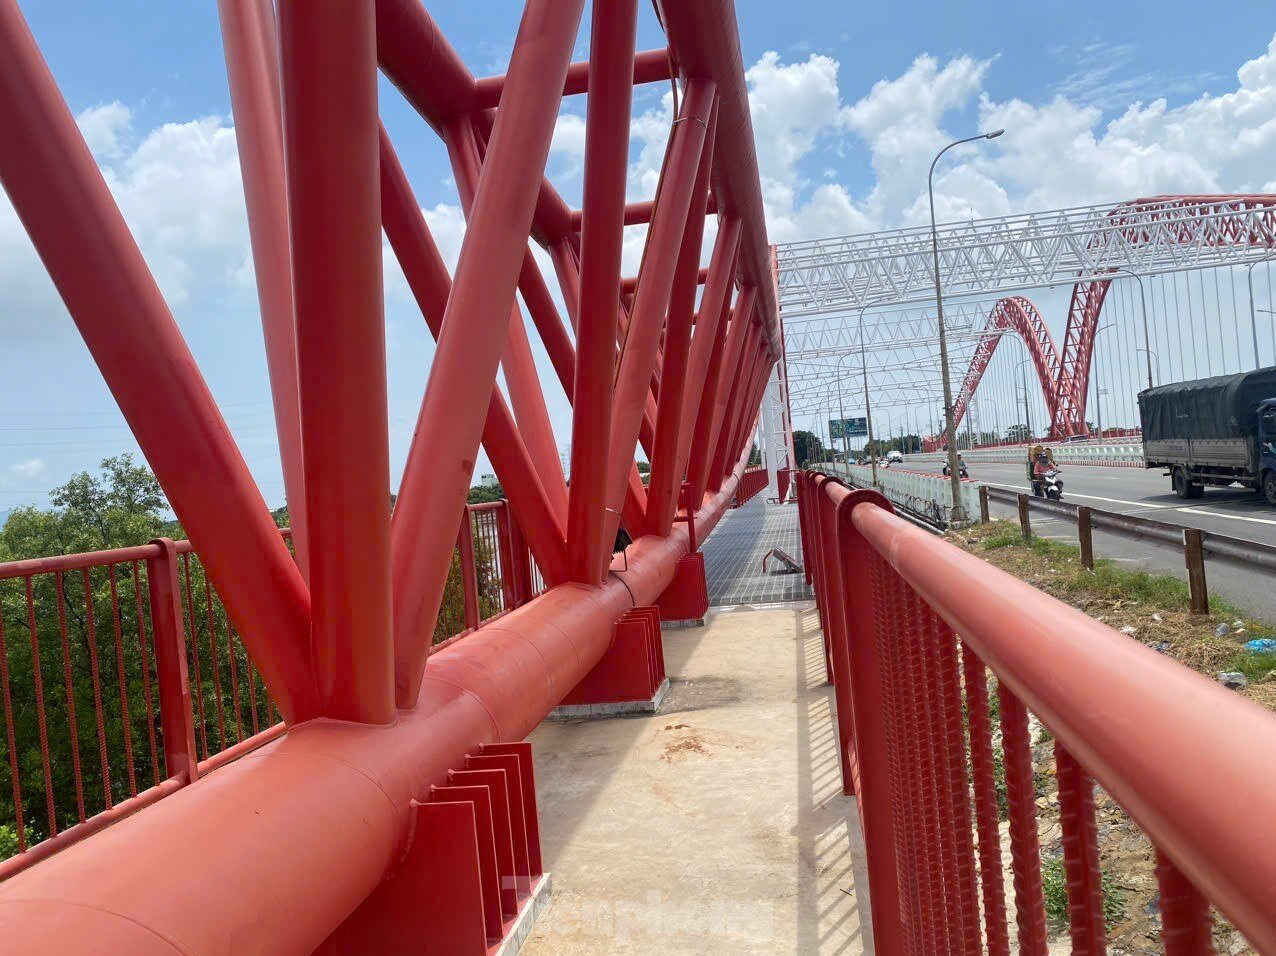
999;685;1049;955
458;511;480;633
1156;849;1215;954
813;476;856;794
146;539;200;784
495;504;517;612
1056;742;1107;954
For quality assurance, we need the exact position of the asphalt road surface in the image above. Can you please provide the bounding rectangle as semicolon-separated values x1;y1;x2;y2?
904;458;1276;621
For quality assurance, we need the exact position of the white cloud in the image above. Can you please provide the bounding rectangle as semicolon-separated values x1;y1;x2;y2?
0;105;252;338
8;458;46;480
77;102;133;160
738;34;1276;239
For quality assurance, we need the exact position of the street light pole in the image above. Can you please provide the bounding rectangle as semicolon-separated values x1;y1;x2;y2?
1015;357;1033;441
1092;323;1115;438
929;128;1004;522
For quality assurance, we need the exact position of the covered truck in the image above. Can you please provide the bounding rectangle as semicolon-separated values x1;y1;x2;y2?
1138;366;1276;501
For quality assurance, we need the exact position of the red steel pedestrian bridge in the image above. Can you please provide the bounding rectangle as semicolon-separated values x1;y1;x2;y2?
0;1;1272;953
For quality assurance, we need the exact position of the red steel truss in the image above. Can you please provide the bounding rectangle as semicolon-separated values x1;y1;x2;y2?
950;194;1276;440
0;0;780;949
951;296;1064;435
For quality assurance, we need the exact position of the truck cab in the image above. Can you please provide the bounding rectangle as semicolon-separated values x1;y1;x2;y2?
1259;400;1276;503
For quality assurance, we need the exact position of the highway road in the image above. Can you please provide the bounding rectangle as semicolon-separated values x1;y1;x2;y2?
903;458;1276;621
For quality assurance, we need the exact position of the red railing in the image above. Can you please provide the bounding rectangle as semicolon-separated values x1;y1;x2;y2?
734;465;768;506
0;500;534;877
797;470;1276;955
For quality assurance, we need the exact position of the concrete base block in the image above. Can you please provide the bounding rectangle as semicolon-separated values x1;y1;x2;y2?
547;677;670;720
492;873;553;956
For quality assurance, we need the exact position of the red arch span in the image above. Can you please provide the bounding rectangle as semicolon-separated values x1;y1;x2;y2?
950;295;1063;438
951;194;1276;440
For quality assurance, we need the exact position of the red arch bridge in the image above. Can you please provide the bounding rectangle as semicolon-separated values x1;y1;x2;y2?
0;1;1273;954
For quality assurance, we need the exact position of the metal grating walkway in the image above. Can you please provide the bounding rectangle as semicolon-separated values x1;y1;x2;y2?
700;496;811;606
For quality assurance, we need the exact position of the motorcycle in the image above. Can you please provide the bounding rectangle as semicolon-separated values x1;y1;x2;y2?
1034;467;1064;500
942;461;970;479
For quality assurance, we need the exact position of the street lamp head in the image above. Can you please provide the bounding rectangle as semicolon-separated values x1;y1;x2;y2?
984;128;1005;139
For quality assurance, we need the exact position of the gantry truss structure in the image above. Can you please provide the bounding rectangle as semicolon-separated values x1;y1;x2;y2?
779;195;1276;439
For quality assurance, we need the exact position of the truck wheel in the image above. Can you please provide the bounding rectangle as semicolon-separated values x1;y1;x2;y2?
1264;471;1276;506
1172;468;1190;498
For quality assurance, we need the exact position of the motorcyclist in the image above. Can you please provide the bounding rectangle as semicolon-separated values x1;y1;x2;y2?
1031;447;1053;496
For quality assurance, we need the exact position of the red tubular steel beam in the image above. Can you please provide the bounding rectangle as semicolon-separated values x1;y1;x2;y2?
572;197;717;234
378;127;567;595
665;219;741;511
0;0;315;722
475;46;671;109
566;0;638;584
621;266;708;296
707;320;762;493
687;286;751;505
217;0;309;584
600;78;715;553
0;465;749;954
644;100;717;535
447;117;570;527
660;1;781;361
549;238;581;333
390;0;583;708
849;501;1276;952
279;0;394;724
517;250;576;400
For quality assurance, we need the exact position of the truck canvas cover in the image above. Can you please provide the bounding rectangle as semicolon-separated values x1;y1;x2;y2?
1138;366;1276;441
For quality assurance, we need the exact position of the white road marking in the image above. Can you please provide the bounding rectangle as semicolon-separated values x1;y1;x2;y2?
1178;507;1276;527
990;482;1174;510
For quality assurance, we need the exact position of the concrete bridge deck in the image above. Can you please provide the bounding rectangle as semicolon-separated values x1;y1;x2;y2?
523;500;865;954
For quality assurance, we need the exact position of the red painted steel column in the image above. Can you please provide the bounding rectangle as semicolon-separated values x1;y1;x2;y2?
217;0;309;584
549;238;581;333
708;324;763;492
688;287;755;504
718;349;770;490
0;0;315;722
391;0;584;707
446;117;569;527
378;128;568;585
517;251;576;400
279;0;394;724
663;218;740;523
644;100;718;535
599;78;715;555
567;0;638;584
146;539;200;785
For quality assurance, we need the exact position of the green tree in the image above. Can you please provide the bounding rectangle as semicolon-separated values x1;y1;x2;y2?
793;430;824;465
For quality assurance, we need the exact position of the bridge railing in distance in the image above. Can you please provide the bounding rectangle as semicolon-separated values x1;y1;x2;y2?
797;470;1276;955
734;465;769;506
0;501;530;879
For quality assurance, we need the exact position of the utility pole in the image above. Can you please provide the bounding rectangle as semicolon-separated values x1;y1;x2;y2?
929;128;1004;522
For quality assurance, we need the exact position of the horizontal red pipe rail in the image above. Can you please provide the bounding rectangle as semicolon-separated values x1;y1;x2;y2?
475;46;671;108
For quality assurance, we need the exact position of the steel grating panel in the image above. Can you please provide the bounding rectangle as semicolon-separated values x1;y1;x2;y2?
700;496;811;606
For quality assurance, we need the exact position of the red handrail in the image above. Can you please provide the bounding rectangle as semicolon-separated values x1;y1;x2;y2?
798;469;1276;953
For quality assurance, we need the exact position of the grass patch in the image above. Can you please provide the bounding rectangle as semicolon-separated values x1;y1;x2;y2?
950;519;1276;713
1041;854;1126;928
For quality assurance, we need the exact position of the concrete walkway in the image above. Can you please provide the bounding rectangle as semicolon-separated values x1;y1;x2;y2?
523;606;871;955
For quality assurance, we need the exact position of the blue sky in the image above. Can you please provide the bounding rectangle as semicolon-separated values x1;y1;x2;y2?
3;0;1276;517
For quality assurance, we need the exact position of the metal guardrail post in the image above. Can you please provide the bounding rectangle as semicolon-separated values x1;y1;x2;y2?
1184;529;1209;615
978;485;989;524
145;538;200;783
458;510;480;631
1017;494;1031;538
1077;506;1093;570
